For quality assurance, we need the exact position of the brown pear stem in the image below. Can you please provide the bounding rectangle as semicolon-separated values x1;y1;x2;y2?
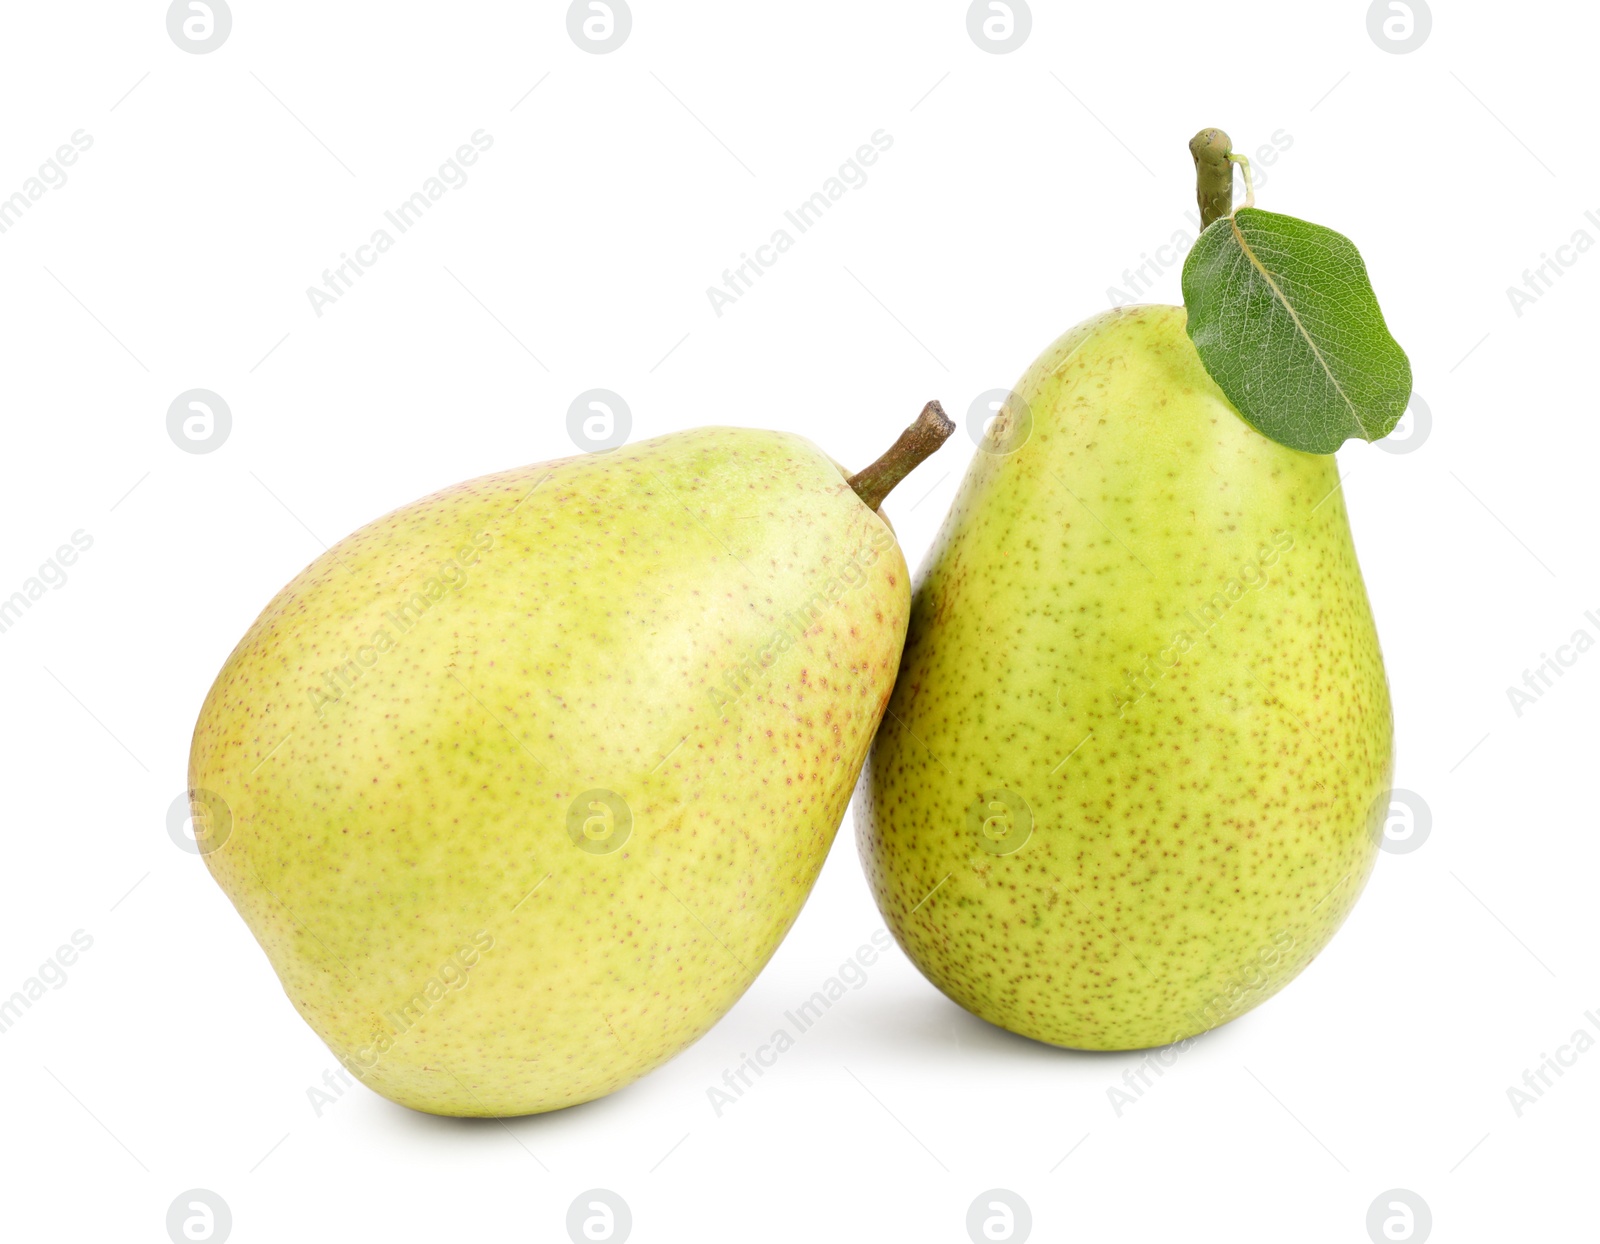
847;401;954;511
1190;128;1234;228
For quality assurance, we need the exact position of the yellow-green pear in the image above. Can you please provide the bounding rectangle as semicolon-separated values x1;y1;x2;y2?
189;406;952;1115
857;306;1393;1050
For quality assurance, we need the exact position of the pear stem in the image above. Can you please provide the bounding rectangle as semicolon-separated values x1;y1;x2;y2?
1190;128;1234;228
847;401;954;511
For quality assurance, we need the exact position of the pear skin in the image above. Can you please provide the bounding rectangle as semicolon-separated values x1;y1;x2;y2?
857;306;1393;1050
191;427;911;1115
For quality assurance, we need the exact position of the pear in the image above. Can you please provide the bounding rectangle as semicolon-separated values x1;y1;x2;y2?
190;406;951;1115
857;306;1392;1050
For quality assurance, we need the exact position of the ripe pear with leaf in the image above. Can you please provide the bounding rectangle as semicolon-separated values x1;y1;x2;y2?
188;404;952;1115
857;131;1409;1050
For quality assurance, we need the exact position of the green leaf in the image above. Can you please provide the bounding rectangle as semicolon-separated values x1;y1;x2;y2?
1181;206;1412;455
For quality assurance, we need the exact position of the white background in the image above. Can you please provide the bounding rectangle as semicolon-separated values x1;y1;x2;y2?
0;1;1592;1241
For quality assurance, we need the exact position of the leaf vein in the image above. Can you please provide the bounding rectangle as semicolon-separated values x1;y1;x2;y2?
1227;213;1360;433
